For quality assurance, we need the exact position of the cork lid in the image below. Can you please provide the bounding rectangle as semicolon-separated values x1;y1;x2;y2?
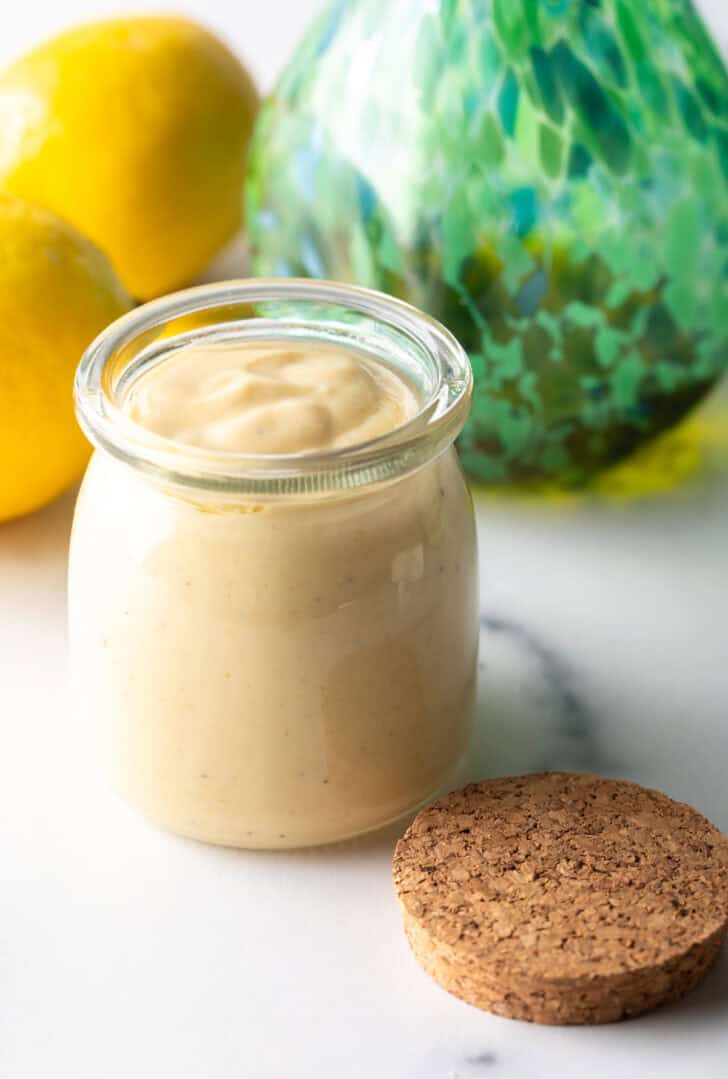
392;772;728;1024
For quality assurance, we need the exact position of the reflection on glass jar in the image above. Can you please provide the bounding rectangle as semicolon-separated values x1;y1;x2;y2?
69;280;478;848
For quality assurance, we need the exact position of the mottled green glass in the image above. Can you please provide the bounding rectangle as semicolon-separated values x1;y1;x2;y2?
247;0;728;485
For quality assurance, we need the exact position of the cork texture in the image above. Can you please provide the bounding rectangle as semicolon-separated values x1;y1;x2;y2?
392;772;728;1024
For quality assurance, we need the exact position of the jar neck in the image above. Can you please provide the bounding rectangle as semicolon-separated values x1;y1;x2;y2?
74;279;472;498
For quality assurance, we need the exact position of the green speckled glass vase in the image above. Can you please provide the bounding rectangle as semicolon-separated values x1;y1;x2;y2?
247;0;728;485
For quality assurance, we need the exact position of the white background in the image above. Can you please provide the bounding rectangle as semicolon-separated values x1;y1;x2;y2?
2;3;728;1079
0;0;328;88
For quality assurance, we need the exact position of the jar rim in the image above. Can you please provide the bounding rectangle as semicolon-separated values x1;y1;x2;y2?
74;278;472;497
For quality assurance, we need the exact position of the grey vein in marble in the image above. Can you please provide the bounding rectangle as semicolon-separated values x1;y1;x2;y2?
471;612;620;779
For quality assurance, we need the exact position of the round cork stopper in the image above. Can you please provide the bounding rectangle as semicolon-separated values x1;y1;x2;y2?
393;772;728;1025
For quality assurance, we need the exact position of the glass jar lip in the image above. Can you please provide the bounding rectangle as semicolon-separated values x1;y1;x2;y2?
74;278;472;497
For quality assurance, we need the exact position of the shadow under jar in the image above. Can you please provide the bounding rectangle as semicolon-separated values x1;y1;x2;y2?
69;280;478;848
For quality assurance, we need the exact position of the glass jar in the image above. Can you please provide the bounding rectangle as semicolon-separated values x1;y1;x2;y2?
69;280;478;848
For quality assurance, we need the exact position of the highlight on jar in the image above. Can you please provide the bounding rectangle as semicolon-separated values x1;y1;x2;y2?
69;279;479;849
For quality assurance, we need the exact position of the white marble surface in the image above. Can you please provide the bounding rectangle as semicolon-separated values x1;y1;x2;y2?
3;393;728;1079
2;2;728;1078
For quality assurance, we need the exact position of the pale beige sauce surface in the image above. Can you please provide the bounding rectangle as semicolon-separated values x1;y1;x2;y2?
124;340;420;454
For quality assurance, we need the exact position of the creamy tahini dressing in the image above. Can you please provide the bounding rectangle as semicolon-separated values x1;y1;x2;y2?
70;338;478;848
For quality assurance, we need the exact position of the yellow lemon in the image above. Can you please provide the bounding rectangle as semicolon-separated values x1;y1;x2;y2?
0;17;259;300
0;194;132;522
